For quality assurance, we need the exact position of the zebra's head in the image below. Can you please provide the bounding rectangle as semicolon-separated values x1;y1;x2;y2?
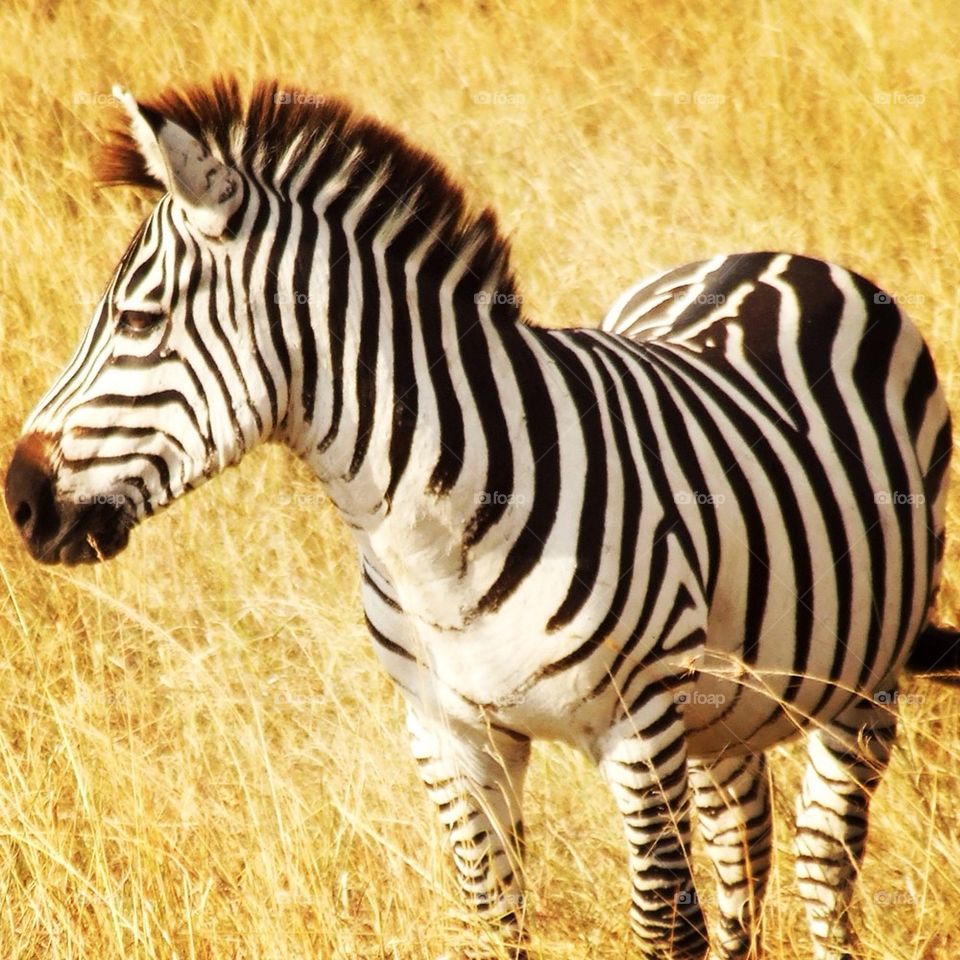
6;79;518;565
5;84;259;564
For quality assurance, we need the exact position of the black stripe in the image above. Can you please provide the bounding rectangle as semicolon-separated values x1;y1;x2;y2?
362;566;402;611
624;676;687;725
117;474;153;515
70;424;190;460
347;184;391;479
456;276;513;552
239;181;281;430
364;614;416;662
904;343;938;445
471;327;559;616
317;177;360;453
292;160;329;424
485;721;530;744
539;331;607;631
261;193;293;430
85;389;201;425
921;417;950;588
317;178;356;452
851;275;913;679
419;241;465;494
721;278;806;432
115;217;154;295
63;452;172;502
382;217;424;508
660;585;695;644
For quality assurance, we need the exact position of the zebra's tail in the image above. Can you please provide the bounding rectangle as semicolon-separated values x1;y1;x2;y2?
905;623;960;683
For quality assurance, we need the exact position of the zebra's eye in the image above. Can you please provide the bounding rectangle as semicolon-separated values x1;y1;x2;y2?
117;309;165;335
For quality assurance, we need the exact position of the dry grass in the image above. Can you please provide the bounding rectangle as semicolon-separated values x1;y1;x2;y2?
0;0;959;957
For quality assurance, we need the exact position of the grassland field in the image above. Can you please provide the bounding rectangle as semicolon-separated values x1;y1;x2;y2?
1;1;960;957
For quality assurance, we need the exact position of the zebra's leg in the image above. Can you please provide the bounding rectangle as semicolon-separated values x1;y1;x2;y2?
599;693;709;960
689;752;772;960
794;691;898;960
407;706;531;956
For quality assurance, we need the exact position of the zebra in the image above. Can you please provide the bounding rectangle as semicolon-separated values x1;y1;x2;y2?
4;78;958;960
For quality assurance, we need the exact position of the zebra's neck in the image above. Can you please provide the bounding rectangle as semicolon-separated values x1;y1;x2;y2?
267;171;526;540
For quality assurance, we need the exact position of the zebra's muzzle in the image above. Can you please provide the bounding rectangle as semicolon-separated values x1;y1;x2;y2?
4;433;131;565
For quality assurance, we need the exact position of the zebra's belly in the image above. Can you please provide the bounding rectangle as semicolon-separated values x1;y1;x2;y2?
416;657;827;757
680;636;904;759
681;673;812;758
405;637;636;752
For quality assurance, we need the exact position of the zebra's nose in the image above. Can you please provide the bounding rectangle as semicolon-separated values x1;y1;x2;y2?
4;434;61;555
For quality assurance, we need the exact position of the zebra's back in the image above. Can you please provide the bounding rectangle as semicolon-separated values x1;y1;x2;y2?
603;252;951;755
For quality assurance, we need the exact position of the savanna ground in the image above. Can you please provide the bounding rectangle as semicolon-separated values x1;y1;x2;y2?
0;0;959;957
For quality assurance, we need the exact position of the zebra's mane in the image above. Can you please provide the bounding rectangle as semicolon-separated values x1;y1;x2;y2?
98;77;522;323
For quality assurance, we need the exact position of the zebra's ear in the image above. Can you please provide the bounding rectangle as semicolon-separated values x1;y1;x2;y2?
112;86;243;238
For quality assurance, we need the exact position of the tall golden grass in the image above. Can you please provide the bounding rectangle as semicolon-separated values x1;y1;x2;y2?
0;0;958;957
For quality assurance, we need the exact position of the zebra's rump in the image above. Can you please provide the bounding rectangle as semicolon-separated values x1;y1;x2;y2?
603;252;952;752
